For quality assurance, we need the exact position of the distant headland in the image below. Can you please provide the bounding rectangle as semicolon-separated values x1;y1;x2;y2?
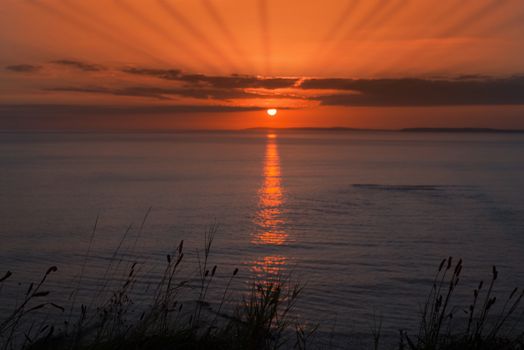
245;127;524;133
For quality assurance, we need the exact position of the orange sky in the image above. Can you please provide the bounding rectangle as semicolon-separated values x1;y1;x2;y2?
1;0;524;130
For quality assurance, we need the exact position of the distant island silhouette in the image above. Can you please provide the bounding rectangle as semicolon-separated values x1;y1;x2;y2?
400;127;524;133
245;127;524;133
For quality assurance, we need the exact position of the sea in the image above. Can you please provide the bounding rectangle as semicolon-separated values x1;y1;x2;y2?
1;130;524;348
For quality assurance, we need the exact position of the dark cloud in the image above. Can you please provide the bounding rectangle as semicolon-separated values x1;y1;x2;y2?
122;67;298;89
47;86;172;100
5;64;42;73
178;74;297;89
122;67;182;80
41;73;524;106
9;59;524;107
301;76;524;106
46;85;266;100
51;59;104;72
45;80;301;101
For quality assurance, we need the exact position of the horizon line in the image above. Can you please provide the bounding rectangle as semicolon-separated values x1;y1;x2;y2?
1;127;524;134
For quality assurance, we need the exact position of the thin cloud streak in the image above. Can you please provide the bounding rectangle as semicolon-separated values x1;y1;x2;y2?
121;67;183;80
5;64;42;73
51;59;104;72
121;67;298;89
45;85;286;100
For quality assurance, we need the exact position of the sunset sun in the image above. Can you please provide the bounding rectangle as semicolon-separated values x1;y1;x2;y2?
266;108;277;117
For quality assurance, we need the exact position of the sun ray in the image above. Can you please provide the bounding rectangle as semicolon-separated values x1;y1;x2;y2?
330;0;411;76
301;0;361;73
200;0;256;73
157;0;240;74
257;0;271;75
115;0;219;73
29;0;168;65
372;0;510;77
313;0;404;74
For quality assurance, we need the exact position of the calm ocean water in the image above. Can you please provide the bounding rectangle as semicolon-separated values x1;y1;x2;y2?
1;130;524;346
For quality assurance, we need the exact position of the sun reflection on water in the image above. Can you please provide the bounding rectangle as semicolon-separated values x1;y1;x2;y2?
252;133;288;246
251;255;287;276
250;133;289;280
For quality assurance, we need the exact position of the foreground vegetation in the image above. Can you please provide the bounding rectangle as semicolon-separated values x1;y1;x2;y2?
1;227;523;350
398;257;523;350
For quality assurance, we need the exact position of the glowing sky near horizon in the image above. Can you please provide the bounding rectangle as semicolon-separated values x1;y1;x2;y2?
1;0;524;129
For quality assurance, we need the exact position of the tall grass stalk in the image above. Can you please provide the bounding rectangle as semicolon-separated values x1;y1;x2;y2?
404;257;523;350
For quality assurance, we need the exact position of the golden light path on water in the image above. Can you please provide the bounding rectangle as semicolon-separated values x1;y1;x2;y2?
251;133;288;279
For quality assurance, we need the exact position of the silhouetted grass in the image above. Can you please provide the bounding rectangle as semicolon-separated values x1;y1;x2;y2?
1;228;523;350
0;225;304;350
400;257;524;350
